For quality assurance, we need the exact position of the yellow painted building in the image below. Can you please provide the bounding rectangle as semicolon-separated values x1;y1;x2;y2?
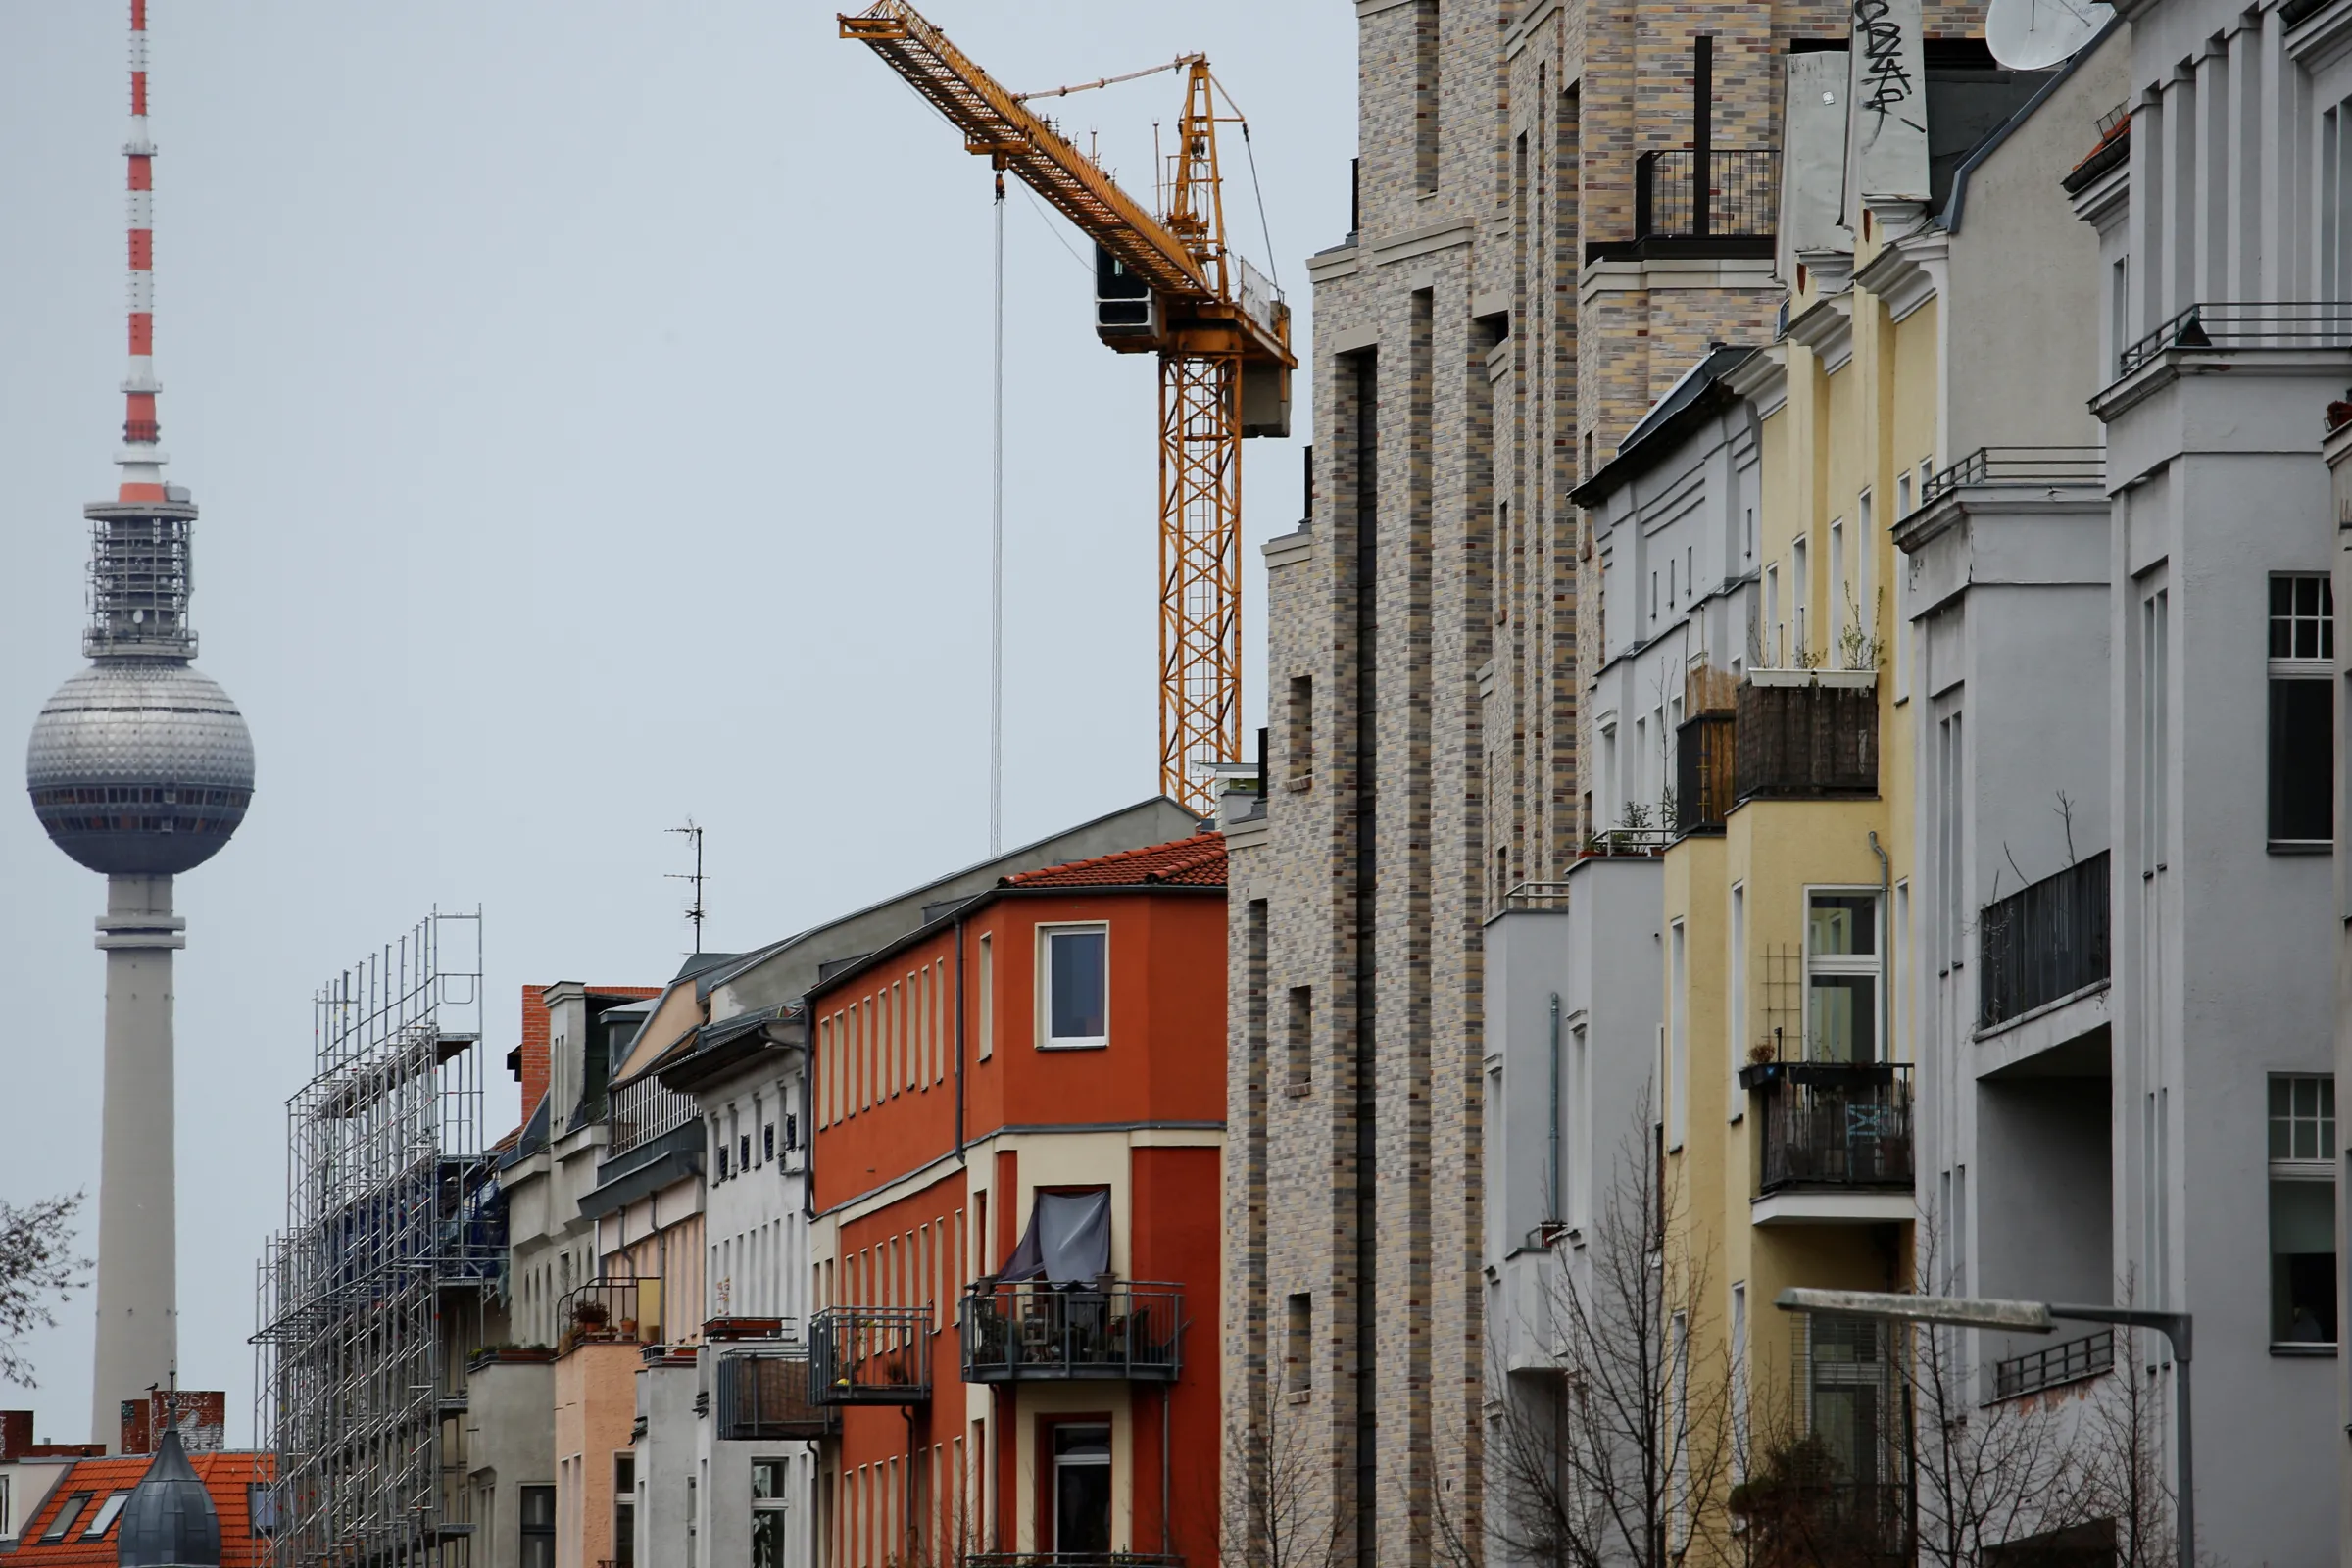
1659;211;1940;1544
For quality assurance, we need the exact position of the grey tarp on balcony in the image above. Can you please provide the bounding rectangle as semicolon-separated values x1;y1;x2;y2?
1002;1188;1110;1286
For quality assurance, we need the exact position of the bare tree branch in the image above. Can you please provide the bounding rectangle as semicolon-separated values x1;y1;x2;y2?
0;1192;87;1391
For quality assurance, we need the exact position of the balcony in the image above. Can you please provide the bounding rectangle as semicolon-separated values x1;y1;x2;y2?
1592;147;1778;262
1735;678;1879;800
967;1556;1183;1568
2118;301;2352;377
714;1348;836;1440
1978;853;2110;1030
556;1278;661;1355
1915;446;2105;512
1674;711;1738;836
960;1280;1183;1384
808;1306;932;1405
1993;1329;2114;1401
1744;1062;1914;1200
1730;1478;1911;1566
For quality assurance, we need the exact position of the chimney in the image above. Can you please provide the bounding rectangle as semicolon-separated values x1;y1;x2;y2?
516;985;552;1125
0;1410;31;1460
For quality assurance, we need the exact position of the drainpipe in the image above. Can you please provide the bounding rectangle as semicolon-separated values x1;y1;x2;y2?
1869;831;1892;1064
1161;1387;1172;1556
1547;993;1563;1226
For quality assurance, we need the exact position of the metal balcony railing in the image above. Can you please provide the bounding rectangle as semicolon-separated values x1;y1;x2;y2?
967;1556;1184;1568
1633;148;1778;243
808;1305;932;1405
714;1348;836;1440
960;1281;1183;1383
1735;681;1878;800
1915;446;2104;512
1747;1063;1914;1194
608;1074;697;1158
1731;1480;1912;1566
1675;711;1738;836
1993;1329;2115;1400
1978;852;2110;1029
555;1278;661;1355
2118;301;2352;376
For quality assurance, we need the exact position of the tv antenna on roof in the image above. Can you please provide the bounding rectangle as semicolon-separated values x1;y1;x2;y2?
667;820;708;953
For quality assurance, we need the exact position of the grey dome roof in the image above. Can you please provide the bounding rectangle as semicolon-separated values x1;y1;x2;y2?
25;660;255;877
116;1428;222;1567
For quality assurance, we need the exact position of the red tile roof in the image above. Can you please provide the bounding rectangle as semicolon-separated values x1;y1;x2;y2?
10;1449;274;1565
1000;831;1227;889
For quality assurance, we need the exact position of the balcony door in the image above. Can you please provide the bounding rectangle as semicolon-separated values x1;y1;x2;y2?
1050;1423;1112;1554
1805;892;1881;1064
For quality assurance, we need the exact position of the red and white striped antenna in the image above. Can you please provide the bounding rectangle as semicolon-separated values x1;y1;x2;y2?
119;0;166;503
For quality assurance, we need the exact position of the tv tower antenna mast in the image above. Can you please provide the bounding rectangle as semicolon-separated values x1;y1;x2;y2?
24;0;257;1448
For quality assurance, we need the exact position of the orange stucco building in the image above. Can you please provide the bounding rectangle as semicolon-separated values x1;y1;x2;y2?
806;831;1228;1568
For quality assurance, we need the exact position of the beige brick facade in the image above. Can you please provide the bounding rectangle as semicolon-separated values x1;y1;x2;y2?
1224;3;1980;1566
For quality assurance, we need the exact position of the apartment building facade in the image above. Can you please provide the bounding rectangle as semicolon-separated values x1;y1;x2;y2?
1228;4;1987;1560
2075;0;2352;1558
807;832;1227;1568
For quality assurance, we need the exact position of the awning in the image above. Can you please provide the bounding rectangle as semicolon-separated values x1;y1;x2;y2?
1001;1189;1111;1287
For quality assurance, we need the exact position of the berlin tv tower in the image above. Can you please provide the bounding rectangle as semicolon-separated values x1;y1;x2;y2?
23;0;255;1447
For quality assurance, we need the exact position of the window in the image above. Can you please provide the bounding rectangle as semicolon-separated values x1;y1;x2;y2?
1288;675;1314;786
1042;925;1109;1047
1763;565;1781;665
1668;921;1688;1151
1896;473;1913;518
613;1455;636;1568
1829;518;1847;651
1728;885;1747;1115
1286;986;1313;1092
41;1494;90;1544
1729;1284;1749;1481
1806;892;1880;1063
518;1485;556;1568
739;1133;752;1173
978;935;995;1059
752;1458;790;1568
763;1121;774;1163
1744;505;1755;562
1286;1292;1313;1393
81;1492;129;1540
1792;536;1810;660
784;1113;799;1153
2270;1074;2338;1348
716;1140;730;1182
2140;588;2169;871
2270;573;2334;847
1050;1424;1112;1554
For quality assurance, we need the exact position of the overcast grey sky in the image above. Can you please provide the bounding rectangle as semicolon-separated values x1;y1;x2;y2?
0;2;1355;1445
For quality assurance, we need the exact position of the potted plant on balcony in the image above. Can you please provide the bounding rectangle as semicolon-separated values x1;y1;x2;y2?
574;1298;610;1332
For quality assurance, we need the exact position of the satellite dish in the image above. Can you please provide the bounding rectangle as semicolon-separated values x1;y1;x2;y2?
1985;0;2113;69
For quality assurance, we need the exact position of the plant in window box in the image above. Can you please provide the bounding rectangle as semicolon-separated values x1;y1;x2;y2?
574;1298;610;1330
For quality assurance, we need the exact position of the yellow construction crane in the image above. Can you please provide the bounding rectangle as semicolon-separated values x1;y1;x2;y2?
840;1;1294;816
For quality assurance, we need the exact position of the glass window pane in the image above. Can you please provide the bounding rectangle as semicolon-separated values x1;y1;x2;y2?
1049;930;1107;1040
752;1510;788;1568
1808;975;1877;1063
1808;894;1877;956
2271;1177;2338;1343
2268;678;2333;841
752;1461;784;1500
2272;1117;2292;1160
2273;1076;2293;1118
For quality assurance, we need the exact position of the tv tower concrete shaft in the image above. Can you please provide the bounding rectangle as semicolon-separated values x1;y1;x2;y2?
90;874;184;1442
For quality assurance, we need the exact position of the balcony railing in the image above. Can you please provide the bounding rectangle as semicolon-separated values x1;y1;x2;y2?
1675;711;1738;835
1731;1480;1911;1566
609;1074;697;1158
1735;680;1878;800
714;1348;836;1440
1745;1062;1914;1194
960;1281;1183;1383
556;1277;661;1355
967;1556;1183;1568
1978;852;2110;1029
1915;446;2104;512
1993;1329;2114;1400
808;1305;932;1405
1632;148;1778;245
2118;301;2352;376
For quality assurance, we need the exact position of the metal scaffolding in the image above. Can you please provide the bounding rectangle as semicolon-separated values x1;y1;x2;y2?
254;911;503;1568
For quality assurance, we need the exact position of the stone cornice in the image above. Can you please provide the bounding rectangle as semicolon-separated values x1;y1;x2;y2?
1787;294;1855;373
1853;228;1946;323
1723;341;1790;420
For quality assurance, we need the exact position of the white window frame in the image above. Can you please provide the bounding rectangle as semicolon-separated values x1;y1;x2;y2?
1802;885;1884;1064
1038;922;1111;1050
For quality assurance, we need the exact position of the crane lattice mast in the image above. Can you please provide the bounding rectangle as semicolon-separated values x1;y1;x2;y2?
841;2;1294;815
